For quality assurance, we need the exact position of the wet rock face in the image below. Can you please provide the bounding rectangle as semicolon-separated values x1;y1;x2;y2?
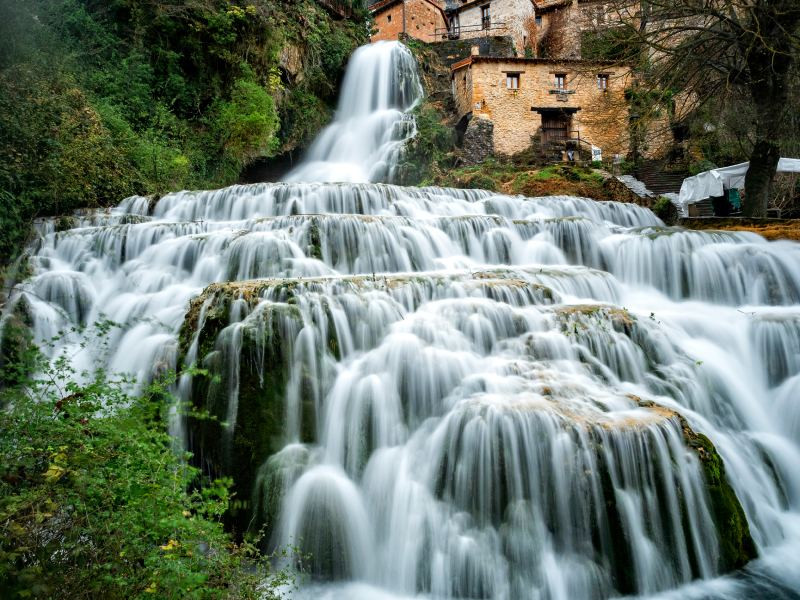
635;399;757;573
684;429;757;570
180;290;303;536
462;116;495;165
177;267;760;591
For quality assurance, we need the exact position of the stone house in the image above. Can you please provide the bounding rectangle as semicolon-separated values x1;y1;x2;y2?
530;0;640;59
369;0;638;58
452;55;632;157
369;0;449;43
442;0;535;54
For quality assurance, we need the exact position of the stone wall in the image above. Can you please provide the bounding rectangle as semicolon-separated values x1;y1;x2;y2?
462;115;495;164
533;0;640;59
371;0;447;43
452;59;474;117
431;35;516;66
455;0;534;53
453;57;632;156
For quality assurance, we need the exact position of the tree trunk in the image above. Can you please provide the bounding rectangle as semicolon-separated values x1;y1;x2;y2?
742;140;779;217
739;0;800;217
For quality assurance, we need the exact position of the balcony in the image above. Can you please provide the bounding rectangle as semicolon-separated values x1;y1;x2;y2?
549;88;575;102
433;21;508;40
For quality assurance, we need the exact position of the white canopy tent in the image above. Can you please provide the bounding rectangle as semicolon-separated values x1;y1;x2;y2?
677;158;800;215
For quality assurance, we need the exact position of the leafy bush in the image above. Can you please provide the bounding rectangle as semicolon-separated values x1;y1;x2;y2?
208;79;281;182
689;159;718;175
396;105;456;185
279;88;332;151
652;195;677;223
0;331;295;599
0;0;368;269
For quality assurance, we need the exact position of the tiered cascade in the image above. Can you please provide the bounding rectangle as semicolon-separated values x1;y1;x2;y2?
4;42;800;600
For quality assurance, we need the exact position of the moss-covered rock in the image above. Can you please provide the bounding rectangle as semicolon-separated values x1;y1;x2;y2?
635;399;757;571
0;295;38;391
182;296;302;537
682;427;757;570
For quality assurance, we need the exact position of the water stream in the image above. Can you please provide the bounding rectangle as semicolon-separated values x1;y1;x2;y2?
4;41;800;599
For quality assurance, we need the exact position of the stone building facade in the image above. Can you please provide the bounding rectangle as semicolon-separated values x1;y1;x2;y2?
369;0;449;43
445;0;535;54
452;56;632;156
530;0;640;59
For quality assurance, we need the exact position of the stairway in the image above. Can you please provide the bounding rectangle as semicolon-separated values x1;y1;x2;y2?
635;160;688;196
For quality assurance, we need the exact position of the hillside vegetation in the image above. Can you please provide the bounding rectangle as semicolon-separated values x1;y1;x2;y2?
0;0;368;267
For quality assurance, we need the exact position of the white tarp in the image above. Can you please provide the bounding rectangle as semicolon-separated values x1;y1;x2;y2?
680;158;800;204
678;158;800;208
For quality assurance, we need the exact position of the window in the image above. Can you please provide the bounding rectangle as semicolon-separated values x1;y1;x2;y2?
387;14;392;22
535;15;542;26
597;74;609;90
506;73;520;89
481;5;491;29
447;13;461;36
554;73;566;89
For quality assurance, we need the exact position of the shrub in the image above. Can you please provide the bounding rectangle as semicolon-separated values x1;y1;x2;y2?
0;334;295;599
652;195;677;223
209;79;281;180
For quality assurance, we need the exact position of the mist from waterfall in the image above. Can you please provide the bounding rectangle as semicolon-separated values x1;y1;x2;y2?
5;42;800;600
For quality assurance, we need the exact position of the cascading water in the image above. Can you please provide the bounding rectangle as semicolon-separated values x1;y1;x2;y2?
4;41;800;599
285;41;422;183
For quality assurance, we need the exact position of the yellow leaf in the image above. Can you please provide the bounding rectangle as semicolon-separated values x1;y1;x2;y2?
144;582;157;594
44;464;66;482
160;539;179;551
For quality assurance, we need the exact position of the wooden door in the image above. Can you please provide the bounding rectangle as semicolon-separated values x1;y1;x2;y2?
541;113;569;145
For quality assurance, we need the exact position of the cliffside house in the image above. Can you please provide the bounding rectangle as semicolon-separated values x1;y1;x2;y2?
452;56;632;158
368;0;662;163
369;0;637;57
369;0;533;53
369;0;449;43
441;0;535;54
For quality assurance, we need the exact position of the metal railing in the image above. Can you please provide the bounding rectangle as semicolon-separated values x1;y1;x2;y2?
432;21;508;40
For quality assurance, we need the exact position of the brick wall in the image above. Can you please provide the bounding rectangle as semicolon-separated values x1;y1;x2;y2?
371;0;447;43
371;2;406;41
453;57;632;156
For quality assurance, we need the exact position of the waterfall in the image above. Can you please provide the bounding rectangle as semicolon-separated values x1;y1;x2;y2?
285;41;422;183
5;42;800;600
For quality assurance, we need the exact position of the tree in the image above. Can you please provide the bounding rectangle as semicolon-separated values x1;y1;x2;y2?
601;0;800;216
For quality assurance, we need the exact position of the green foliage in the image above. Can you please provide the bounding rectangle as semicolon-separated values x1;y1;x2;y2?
0;331;295;599
0;0;367;268
427;159;610;199
651;196;674;222
279;89;332;151
209;79;281;182
0;64;140;261
689;159;718;176
396;106;456;185
615;159;637;175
